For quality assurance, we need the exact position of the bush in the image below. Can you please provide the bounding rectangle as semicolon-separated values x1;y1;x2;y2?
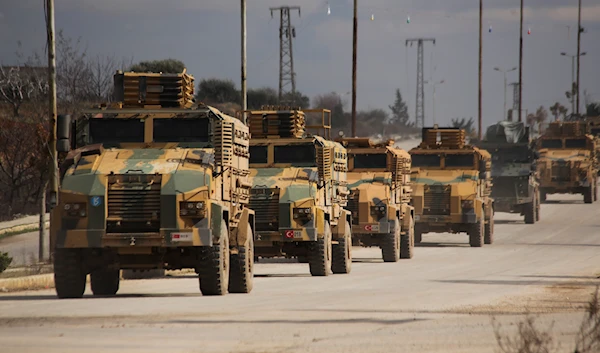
0;252;13;273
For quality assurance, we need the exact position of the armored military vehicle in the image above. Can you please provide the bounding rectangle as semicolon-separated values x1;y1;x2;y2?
247;107;352;276
584;116;600;174
335;137;414;261
536;121;598;203
475;121;540;224
50;70;255;298
409;127;494;247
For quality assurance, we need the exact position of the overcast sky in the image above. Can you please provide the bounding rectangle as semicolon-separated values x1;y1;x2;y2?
1;0;599;129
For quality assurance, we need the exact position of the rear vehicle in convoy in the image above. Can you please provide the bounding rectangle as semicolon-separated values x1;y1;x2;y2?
336;137;415;261
536;121;598;203
409;127;494;247
50;70;255;298
247;107;352;276
475;121;540;224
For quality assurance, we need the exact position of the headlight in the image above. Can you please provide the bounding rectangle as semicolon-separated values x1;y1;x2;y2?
461;200;474;209
62;202;87;217
293;208;312;220
180;201;206;217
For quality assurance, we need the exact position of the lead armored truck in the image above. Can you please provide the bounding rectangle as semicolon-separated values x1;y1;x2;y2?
50;71;255;298
409;127;494;247
336;137;415;261
475;121;540;224
247;107;352;276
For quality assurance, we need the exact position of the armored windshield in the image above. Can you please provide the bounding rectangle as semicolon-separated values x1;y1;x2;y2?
89;118;144;144
445;154;475;168
352;153;387;169
411;154;441;168
250;146;268;164
153;118;210;142
541;139;562;149
274;144;317;167
565;139;586;149
492;148;530;163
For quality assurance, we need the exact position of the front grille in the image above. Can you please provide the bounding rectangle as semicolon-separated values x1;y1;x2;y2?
551;162;571;182
250;188;280;232
107;177;161;233
491;176;529;198
347;190;360;221
424;184;451;215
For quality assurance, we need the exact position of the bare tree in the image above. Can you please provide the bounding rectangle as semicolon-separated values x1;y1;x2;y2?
492;314;560;353
575;287;600;353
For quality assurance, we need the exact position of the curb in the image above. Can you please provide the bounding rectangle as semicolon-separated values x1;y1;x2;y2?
0;221;49;237
0;273;54;293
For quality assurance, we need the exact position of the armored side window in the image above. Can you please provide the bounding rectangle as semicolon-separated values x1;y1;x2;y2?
411;154;441;168
88;118;145;145
541;139;562;149
274;144;317;167
565;139;586;149
153;118;210;143
249;145;268;164
445;154;475;168
353;153;387;169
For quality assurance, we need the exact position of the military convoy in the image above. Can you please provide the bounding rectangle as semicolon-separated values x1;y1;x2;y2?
535;121;598;203
409;127;494;247
50;71;255;298
336;137;415;261
247;107;352;276
475;121;541;224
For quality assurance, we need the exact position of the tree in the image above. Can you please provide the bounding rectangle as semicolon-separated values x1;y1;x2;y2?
587;103;600;117
196;78;240;105
389;89;411;127
247;87;278;109
356;109;389;137
129;59;185;74
549;102;568;121
313;92;345;129
281;91;310;109
451;117;476;135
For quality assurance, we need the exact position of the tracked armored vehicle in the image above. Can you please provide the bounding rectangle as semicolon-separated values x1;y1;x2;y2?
50;70;255;298
409;127;494;247
536;121;598;203
475;121;540;224
247;107;352;276
336;137;415;261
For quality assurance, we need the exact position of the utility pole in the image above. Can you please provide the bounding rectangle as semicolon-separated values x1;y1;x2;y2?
351;0;357;137
561;52;586;115
518;0;524;122
478;0;483;140
576;0;582;115
406;38;436;128
45;0;58;262
270;6;301;105
241;0;247;123
494;67;517;121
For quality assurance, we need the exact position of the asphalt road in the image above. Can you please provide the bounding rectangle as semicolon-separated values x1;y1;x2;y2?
0;193;599;352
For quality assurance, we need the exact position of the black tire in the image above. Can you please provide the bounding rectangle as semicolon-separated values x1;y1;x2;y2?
297;256;308;263
524;200;536;224
53;248;86;299
229;224;254;294
594;182;598;202
332;221;352;274
381;220;400;263
468;210;484;248
414;228;423;244
90;268;120;296
400;217;414;259
540;190;547;203
484;207;494;245
199;219;230;296
307;222;332;276
584;185;593;204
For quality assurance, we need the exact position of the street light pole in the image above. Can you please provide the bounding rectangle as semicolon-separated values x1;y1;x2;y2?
518;0;524;122
241;0;247;123
351;0;357;137
478;0;483;139
494;67;517;120
576;0;582;115
426;79;445;125
561;52;587;115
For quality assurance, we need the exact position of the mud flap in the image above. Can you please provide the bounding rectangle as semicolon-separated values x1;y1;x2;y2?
331;210;351;240
230;208;255;247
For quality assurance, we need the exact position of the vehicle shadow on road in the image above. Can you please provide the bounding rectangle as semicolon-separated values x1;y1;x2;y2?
434;278;600;286
512;242;600;247
0;292;205;301
254;273;312;278
541;200;583;205
416;242;469;248
167;317;428;326
494;219;523;225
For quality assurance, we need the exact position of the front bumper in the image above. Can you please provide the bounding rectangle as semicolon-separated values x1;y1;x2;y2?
351;221;392;234
415;211;478;225
55;228;213;248
255;227;318;243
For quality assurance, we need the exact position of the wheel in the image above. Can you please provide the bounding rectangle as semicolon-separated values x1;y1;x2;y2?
54;248;86;299
535;190;541;222
381;220;400;262
594;183;598;202
584;185;593;204
400;216;414;259
297;256;308;263
484;207;494;245
199;219;230;295
90;268;120;296
307;222;332;276
332;221;352;274
540;191;547;203
468;210;484;248
228;224;254;294
122;269;165;279
414;227;423;244
524;199;536;224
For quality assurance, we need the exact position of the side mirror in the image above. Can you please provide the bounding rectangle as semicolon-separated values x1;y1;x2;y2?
57;114;71;153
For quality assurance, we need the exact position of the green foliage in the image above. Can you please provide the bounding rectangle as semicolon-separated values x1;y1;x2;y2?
388;89;412;127
129;59;185;73
282;91;310;109
550;102;568;121
247;87;278;109
587;103;600;117
0;251;12;273
196;78;240;105
451;117;476;134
